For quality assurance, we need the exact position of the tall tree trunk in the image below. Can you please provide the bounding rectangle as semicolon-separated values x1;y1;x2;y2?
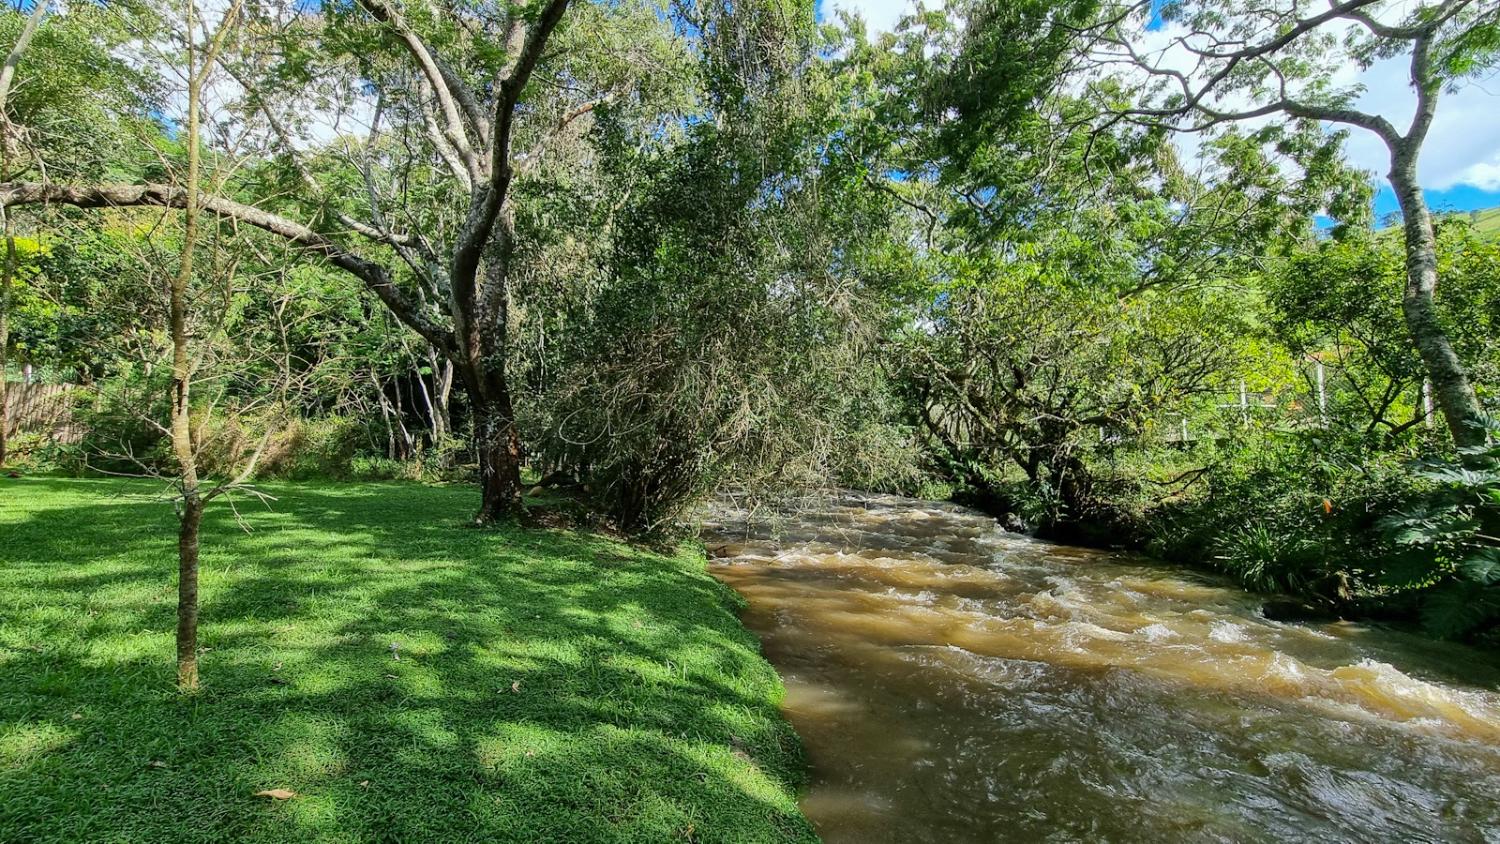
170;178;203;691
436;354;454;438
415;355;441;443
0;0;47;470
420;346;450;442
1390;151;1486;449
391;372;413;460
175;491;203;690
468;371;523;524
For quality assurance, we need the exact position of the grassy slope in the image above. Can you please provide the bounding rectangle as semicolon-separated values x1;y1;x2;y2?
1467;206;1500;238
0;478;816;844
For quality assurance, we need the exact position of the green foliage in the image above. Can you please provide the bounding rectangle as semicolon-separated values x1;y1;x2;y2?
529;116;866;531
1378;430;1500;639
0;2;163;182
1148;432;1417;602
890;248;1248;535
1214;523;1325;594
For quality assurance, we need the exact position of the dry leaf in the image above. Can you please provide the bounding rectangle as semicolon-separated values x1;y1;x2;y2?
510;681;521;693
524;750;536;758
148;760;167;769
358;780;371;789
70;713;83;720
254;788;297;800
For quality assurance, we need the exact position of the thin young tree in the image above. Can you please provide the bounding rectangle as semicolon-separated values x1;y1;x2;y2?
1088;0;1500;448
168;0;245;691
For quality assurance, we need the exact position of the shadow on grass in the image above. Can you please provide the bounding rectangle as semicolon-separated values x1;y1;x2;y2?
0;477;816;843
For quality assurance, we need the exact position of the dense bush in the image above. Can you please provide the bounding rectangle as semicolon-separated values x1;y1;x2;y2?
52;392;430;483
1141;426;1500;641
1378;431;1500;639
1148;434;1408;598
197;415;366;481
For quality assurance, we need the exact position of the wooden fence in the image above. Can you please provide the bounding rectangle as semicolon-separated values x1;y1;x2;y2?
2;382;81;443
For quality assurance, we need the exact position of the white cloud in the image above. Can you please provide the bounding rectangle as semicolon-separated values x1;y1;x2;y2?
1452;158;1500;192
1334;53;1500;191
827;0;915;37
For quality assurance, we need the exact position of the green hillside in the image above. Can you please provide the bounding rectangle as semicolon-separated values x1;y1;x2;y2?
1461;205;1500;237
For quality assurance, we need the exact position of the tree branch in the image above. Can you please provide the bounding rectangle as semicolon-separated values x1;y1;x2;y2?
357;0;483;182
450;0;571;340
0;181;455;354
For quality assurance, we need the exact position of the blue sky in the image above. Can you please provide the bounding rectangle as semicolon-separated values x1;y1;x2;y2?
1374;184;1500;222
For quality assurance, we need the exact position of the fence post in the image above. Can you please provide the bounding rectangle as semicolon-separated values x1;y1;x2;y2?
1316;361;1327;427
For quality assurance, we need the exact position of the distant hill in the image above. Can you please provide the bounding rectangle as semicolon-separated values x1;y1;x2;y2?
1458;206;1500;238
1376;205;1500;239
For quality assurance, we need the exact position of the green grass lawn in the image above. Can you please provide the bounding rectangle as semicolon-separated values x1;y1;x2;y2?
0;477;816;843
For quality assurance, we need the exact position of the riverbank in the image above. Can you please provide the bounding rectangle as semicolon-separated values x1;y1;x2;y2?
0;477;816;843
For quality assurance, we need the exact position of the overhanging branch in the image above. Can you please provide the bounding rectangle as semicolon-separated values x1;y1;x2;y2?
0;181;455;354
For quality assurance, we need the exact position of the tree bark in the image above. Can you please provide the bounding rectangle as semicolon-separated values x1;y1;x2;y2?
0;1;47;468
175;494;203;690
1390;149;1486;448
464;361;524;523
169;0;239;692
171;104;204;691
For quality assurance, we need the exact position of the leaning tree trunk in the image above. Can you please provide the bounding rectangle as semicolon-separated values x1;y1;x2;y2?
1390;151;1486;449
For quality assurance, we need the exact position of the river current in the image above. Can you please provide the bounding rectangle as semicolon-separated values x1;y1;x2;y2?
704;493;1500;843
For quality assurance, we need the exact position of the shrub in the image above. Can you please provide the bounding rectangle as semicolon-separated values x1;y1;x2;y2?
1378;429;1500;640
1147;431;1422;606
197;415;373;481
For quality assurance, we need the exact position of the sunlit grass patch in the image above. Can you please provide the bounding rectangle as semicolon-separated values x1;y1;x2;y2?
0;477;814;843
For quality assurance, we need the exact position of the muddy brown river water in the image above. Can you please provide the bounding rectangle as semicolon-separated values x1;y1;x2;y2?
704;493;1500;844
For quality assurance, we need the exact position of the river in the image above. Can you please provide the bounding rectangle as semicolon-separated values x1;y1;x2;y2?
704;492;1500;843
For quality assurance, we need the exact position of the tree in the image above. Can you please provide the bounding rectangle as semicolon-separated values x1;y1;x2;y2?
1088;0;1500;448
1268;220;1500;441
166;0;243;690
893;258;1243;536
0;0;573;522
